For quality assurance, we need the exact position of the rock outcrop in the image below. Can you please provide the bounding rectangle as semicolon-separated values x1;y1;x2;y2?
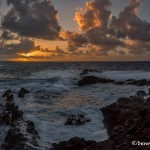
80;69;101;76
0;90;40;150
52;89;150;150
65;115;90;126
18;88;29;98
77;76;115;86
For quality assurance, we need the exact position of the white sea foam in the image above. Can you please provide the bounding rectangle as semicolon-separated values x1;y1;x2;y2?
88;70;150;81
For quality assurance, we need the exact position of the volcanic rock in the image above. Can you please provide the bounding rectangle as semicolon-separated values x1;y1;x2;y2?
18;88;29;98
80;69;101;76
77;76;114;86
65;115;90;126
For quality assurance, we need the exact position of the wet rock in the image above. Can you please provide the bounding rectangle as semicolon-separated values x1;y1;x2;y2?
80;69;101;76
11;106;23;125
1;89;40;150
2;128;27;150
26;121;39;137
2;124;39;150
0;111;11;125
100;90;150;149
125;79;150;86
51;137;115;150
2;90;14;101
146;97;150;102
2;90;12;98
115;81;124;85
7;94;14;101
126;79;150;86
77;76;114;86
136;90;147;97
136;79;150;86
51;137;101;150
126;79;135;82
148;88;150;95
18;88;29;98
65;115;90;126
5;102;15;111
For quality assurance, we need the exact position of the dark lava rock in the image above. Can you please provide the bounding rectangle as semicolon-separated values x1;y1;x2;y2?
65;115;90;126
26;121;39;137
126;79;150;86
148;88;150;95
2;90;12;98
80;69;101;76
2;90;14;101
11;106;23;125
5;102;15;111
136;79;150;86
2;124;39;150
18;88;29;98
115;81;124;85
147;97;150;102
77;76;114;86
0;102;23;125
100;92;150;150
136;90;147;97
126;79;135;82
1;89;40;150
51;137;113;150
0;111;11;125
7;94;14;101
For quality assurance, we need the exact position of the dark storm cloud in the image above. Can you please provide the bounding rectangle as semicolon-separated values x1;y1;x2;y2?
0;38;40;57
111;0;150;42
60;31;88;52
110;0;150;55
1;0;61;40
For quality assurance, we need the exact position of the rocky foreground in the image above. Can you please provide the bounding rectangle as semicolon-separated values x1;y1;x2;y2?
51;89;150;150
0;89;40;150
1;75;150;149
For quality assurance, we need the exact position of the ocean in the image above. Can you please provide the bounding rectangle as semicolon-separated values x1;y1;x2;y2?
0;61;150;149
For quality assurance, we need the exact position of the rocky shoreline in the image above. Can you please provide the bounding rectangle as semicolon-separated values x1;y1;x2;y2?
51;89;150;150
0;89;40;150
1;74;150;149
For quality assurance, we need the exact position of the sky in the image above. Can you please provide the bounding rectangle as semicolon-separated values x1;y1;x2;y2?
0;0;150;61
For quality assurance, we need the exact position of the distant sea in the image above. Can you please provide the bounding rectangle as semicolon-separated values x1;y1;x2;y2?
0;61;150;148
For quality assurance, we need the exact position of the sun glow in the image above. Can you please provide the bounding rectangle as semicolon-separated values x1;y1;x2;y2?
18;51;40;57
125;38;137;46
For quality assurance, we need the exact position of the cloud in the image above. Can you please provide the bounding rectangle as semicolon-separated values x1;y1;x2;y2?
63;0;150;56
1;0;61;40
110;0;150;55
55;46;67;54
1;30;18;40
60;31;88;52
1;0;150;60
0;38;40;58
111;0;150;41
62;0;123;55
75;0;111;31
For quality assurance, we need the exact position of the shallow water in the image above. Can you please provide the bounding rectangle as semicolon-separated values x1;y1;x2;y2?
0;62;150;148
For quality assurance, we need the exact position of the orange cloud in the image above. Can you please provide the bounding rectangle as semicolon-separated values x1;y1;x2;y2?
75;0;111;31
